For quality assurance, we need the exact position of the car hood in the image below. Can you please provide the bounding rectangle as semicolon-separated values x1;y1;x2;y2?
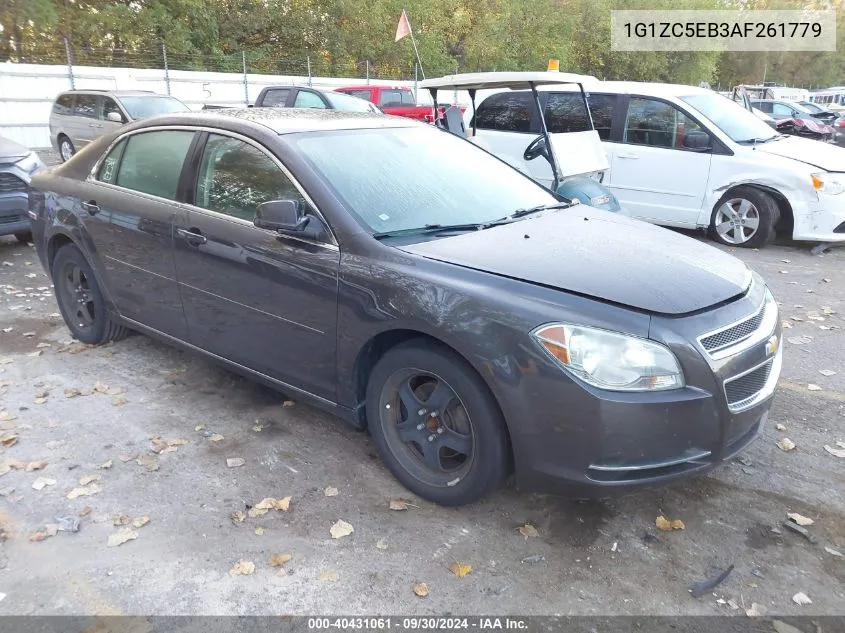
757;135;845;171
398;208;751;315
0;136;30;162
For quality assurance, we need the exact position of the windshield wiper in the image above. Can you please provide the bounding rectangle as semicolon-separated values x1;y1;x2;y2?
372;223;486;240
736;136;777;145
510;201;577;218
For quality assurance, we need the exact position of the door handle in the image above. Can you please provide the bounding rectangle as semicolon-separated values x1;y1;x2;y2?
176;228;207;246
617;152;640;159
81;200;100;216
88;123;103;128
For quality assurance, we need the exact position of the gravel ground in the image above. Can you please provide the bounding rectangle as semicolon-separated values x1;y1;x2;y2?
0;150;843;616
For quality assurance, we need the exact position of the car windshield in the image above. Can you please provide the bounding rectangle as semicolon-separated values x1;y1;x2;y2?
118;96;189;119
325;92;379;113
681;93;778;143
289;126;556;235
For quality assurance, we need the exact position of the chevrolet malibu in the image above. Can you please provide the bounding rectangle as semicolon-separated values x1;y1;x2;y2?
28;109;782;506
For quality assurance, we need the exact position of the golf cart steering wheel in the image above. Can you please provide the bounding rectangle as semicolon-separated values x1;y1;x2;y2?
523;135;548;162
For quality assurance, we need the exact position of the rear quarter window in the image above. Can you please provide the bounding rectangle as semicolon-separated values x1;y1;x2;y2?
115;130;194;200
474;92;533;133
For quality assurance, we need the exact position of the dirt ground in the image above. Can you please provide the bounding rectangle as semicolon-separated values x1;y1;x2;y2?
0;151;843;616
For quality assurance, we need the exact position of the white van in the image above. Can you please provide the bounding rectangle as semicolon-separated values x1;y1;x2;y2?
473;81;845;247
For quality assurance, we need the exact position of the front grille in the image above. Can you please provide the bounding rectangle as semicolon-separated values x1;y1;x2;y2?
700;303;765;353
725;359;773;408
0;213;25;225
0;172;27;194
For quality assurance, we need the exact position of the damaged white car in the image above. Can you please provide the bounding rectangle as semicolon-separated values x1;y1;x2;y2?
585;82;845;247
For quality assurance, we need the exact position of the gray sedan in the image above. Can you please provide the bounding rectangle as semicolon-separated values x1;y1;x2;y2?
0;135;43;242
27;108;781;505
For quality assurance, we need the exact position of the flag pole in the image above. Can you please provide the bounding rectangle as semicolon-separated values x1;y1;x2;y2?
405;10;425;79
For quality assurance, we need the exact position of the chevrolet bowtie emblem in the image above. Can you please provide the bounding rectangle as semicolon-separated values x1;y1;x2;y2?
766;335;779;356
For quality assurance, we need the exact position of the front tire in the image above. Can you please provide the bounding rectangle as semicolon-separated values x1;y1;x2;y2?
51;244;127;344
366;340;509;506
709;187;777;248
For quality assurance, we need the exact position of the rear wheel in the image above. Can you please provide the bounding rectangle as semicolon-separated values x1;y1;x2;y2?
14;232;31;245
709;187;777;248
51;244;127;344
366;340;509;506
58;135;75;162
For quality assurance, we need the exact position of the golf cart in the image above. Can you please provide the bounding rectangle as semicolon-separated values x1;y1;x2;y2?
419;72;621;213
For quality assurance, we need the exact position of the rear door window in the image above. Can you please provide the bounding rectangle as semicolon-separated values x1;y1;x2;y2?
474;92;534;133
115;130;195;200
260;89;290;107
73;95;98;118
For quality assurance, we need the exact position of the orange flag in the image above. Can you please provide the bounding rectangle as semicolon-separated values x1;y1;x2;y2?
395;9;411;42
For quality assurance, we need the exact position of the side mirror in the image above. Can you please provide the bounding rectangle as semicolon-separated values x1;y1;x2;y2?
254;200;310;233
683;130;712;152
106;111;124;123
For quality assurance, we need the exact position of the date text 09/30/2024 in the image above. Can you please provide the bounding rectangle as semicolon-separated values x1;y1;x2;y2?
307;618;529;630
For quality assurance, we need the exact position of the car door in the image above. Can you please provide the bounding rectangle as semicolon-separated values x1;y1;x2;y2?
173;132;339;401
605;96;713;227
86;129;196;339
471;91;540;182
71;94;102;147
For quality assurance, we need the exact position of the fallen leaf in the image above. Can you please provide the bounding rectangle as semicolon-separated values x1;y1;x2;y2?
376;539;388;550
319;570;339;582
792;592;812;605
113;515;130;526
787;336;812;345
449;562;472;578
168;439;188;447
0;411;16;421
254;526;265;536
231;511;246;522
251;423;267;432
29;524;58;542
819;369;837;377
132;516;150;529
79;506;92;517
27;350;42;358
64;388;81;398
78;473;101;486
787;512;814;526
807;384;822;391
745;603;766;617
247;507;268;518
655;515;685;531
194;425;205;431
107;528;138;547
22;331;36;337
776;438;796;451
283;400;295;407
105;387;123;396
119;452;138;463
773;621;805;633
31;476;56;490
823;278;832;283
226;458;245;468
412;582;429;597
229;560;255;576
25;460;48;471
330;519;354;539
208;434;224;442
776;423;787;431
136;455;159;471
254;496;291;512
269;553;292;567
150;439;168;454
99;460;113;470
823;444;845;458
324;486;339;497
781;321;793;329
33;398;47;405
389;498;415;511
111;396;128;407
0;433;19;447
519;523;539;538
67;484;101;499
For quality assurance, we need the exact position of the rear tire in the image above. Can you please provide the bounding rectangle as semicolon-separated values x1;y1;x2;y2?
58;135;75;162
709;186;777;248
366;340;509;506
51;244;128;345
14;232;32;245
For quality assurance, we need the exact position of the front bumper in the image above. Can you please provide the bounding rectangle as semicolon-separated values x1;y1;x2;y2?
792;192;845;242
0;161;40;237
503;282;781;498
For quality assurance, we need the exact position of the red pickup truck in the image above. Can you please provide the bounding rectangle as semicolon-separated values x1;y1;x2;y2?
335;85;436;121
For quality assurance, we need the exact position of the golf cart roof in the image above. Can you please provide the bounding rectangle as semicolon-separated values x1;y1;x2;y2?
420;71;598;91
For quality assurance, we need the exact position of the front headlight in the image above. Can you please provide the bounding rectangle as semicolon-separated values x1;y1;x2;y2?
532;323;685;392
811;172;845;195
15;151;42;174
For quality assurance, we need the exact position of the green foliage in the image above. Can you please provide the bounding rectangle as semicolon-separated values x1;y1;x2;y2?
0;0;841;87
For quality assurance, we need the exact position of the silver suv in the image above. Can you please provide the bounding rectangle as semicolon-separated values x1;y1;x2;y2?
49;90;189;162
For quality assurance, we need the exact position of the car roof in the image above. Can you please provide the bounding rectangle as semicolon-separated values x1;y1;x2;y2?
420;71;597;91
586;81;714;98
58;90;169;97
136;108;417;134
